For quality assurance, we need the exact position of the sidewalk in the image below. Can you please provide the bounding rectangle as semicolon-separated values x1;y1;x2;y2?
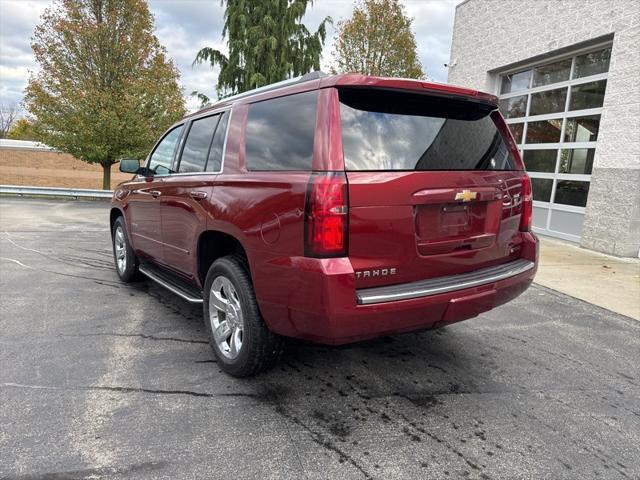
535;236;640;320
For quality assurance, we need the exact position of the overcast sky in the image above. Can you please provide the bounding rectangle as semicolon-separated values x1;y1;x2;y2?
0;0;458;113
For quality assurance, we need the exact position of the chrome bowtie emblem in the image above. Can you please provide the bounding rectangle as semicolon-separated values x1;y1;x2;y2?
455;190;478;202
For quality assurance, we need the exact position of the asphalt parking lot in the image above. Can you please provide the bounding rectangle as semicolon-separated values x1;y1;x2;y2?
1;197;639;480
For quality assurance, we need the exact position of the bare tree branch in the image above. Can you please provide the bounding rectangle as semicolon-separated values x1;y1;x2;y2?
0;103;20;139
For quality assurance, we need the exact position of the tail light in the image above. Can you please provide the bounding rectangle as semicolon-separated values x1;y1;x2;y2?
520;175;533;232
304;172;348;257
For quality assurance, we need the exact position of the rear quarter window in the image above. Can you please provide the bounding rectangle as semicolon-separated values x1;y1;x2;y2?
245;90;318;171
339;88;520;171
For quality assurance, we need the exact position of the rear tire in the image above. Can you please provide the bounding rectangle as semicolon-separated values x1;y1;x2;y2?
111;216;140;282
203;255;284;377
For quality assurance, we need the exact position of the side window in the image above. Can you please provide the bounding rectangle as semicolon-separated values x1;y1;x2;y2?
178;115;220;173
245;91;317;170
206;110;230;172
148;125;184;175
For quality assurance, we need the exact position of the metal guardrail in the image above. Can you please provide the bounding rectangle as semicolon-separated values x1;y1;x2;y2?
0;185;113;199
0;139;55;151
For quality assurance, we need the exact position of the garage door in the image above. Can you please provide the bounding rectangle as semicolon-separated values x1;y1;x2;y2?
497;45;610;242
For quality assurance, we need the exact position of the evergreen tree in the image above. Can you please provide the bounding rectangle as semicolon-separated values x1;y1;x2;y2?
194;0;331;100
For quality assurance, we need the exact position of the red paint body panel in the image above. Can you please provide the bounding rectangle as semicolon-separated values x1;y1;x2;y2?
346;170;527;289
253;232;536;344
158;175;214;280
121;176;164;260
313;87;345;171
111;74;537;345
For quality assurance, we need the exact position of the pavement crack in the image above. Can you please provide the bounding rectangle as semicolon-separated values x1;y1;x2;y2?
1;461;169;480
58;332;209;344
1;382;259;400
89;385;218;398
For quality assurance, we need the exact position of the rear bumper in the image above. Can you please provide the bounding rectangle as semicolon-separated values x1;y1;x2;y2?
254;233;538;345
356;259;534;305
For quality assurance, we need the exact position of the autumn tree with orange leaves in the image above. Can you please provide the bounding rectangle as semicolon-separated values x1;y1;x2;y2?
25;0;185;189
332;0;424;79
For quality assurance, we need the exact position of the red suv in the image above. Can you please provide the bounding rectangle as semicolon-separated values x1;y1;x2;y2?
111;72;538;377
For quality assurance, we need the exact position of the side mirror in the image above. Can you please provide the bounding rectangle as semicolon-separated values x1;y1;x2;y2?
119;158;141;174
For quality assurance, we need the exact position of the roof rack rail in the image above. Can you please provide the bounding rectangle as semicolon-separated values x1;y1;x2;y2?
212;71;327;106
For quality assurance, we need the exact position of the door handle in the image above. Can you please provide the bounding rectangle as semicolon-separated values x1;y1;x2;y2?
150;190;161;198
190;191;207;200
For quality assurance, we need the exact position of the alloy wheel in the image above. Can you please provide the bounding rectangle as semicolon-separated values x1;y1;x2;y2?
114;226;127;273
209;275;244;359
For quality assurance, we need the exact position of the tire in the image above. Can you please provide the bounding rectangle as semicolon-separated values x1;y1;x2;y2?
203;255;284;377
111;216;140;282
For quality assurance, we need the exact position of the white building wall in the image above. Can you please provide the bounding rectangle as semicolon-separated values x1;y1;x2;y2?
448;0;640;257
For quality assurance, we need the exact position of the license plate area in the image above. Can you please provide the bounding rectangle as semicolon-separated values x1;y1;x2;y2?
440;204;470;231
415;202;495;255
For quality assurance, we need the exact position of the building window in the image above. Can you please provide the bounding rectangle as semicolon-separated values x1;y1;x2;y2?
498;45;610;242
522;150;557;173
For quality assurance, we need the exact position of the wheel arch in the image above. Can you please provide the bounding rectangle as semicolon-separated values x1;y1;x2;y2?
109;207;125;234
197;230;249;287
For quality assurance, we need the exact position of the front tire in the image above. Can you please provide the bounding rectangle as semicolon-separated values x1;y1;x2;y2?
112;216;139;282
203;255;284;377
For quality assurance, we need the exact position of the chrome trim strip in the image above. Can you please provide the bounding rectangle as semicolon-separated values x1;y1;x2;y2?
131;232;164;245
173;108;232;176
160;171;217;177
131;233;189;254
189;106;231;123
139;266;203;304
356;259;535;305
136;108;232;179
162;242;189;254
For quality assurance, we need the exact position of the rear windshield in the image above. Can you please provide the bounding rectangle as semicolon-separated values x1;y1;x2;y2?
339;88;520;171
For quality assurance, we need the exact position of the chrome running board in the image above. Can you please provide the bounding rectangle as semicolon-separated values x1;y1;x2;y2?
356;259;535;305
139;265;203;304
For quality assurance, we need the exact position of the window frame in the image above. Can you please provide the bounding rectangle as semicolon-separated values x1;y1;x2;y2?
170;108;232;176
138;121;187;178
204;109;231;173
143;123;185;177
496;42;611;241
175;113;222;174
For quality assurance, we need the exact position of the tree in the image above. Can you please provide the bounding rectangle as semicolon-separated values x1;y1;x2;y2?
25;0;185;189
0;103;19;138
194;0;331;99
332;0;424;79
7;119;39;141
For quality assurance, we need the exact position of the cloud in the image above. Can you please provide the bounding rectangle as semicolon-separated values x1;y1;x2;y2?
149;5;225;111
405;0;459;81
0;0;459;113
0;0;49;110
0;65;30;81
